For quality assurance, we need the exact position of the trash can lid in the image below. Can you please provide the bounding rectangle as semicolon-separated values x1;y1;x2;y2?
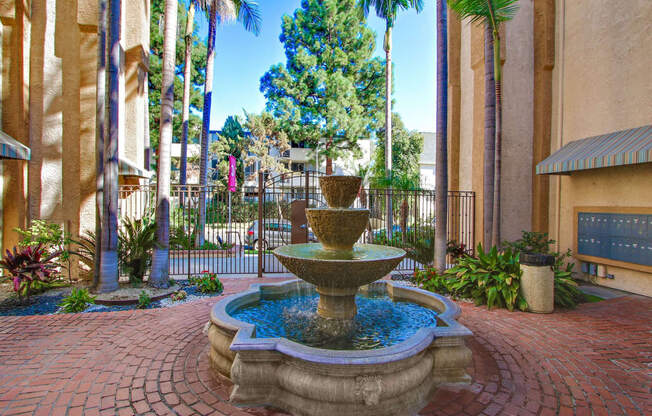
520;252;555;267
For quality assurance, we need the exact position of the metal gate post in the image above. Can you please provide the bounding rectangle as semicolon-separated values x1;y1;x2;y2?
305;170;309;241
258;171;264;278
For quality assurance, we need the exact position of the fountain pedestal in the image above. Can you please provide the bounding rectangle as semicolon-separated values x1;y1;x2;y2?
316;286;357;319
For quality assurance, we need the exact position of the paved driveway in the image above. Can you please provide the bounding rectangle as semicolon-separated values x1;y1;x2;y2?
0;277;649;416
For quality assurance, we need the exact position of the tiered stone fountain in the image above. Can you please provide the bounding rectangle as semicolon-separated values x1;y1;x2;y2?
207;175;473;416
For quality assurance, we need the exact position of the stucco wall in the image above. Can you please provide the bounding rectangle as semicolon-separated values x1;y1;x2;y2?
550;0;652;295
0;0;150;273
500;0;534;242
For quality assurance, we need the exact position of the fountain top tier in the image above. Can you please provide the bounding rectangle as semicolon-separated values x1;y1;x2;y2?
318;175;362;209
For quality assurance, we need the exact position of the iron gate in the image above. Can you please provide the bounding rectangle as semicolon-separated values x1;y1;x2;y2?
118;172;475;278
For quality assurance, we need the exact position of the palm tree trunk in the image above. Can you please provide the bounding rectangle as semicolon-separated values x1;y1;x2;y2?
180;2;195;206
491;30;502;247
482;23;496;248
94;0;107;288
434;0;448;273
197;3;217;248
384;24;393;235
325;137;333;175
150;0;178;288
97;0;121;293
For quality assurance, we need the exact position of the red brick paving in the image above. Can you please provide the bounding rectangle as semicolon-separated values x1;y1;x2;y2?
0;277;650;416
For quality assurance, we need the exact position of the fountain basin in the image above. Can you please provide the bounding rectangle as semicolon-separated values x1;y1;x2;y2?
306;208;369;251
207;280;472;416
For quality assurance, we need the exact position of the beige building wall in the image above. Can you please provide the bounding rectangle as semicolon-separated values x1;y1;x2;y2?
549;0;652;296
449;0;543;247
0;0;149;270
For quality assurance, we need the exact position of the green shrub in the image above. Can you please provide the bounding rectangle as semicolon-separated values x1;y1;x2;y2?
170;290;187;302
502;230;554;254
58;288;96;313
137;291;151;309
416;244;527;311
552;250;584;308
14;220;72;280
189;272;223;294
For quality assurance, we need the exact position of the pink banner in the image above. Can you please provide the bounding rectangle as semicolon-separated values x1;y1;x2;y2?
228;155;237;192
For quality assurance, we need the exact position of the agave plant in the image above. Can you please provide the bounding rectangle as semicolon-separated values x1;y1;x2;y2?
118;217;158;285
0;244;62;300
71;231;97;272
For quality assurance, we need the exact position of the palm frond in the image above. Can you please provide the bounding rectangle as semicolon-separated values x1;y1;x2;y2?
357;0;423;26
448;0;519;27
233;0;261;35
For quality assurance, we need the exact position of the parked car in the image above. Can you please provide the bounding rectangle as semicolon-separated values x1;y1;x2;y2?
245;219;317;250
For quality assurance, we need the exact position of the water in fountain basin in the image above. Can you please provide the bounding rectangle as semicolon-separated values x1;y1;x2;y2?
231;292;438;350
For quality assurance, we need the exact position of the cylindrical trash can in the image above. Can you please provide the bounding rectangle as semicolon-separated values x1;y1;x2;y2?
519;253;555;313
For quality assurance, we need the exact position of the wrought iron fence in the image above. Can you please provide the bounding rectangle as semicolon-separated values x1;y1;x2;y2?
118;171;474;278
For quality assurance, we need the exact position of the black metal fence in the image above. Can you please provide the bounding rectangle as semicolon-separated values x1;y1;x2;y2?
118;171;474;278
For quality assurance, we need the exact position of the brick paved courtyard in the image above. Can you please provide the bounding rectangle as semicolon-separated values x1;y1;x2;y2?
0;277;650;416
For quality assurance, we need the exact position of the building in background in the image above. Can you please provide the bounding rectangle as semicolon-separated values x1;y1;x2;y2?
448;0;652;296
419;132;436;190
171;143;201;184
0;0;150;255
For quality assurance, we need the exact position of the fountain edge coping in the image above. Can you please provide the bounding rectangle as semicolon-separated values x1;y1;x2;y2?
210;279;473;366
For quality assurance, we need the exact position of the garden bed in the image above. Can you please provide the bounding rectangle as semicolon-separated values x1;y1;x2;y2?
0;280;221;316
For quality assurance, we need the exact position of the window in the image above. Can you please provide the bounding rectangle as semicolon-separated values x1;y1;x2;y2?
291;141;306;148
291;162;304;173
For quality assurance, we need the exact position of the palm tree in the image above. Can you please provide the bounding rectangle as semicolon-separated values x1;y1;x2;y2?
434;0;448;273
94;0;107;288
447;0;518;247
357;0;424;235
197;0;261;247
150;0;179;288
180;1;204;206
97;0;121;293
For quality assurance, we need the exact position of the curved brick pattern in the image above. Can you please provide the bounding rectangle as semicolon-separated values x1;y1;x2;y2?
0;277;650;416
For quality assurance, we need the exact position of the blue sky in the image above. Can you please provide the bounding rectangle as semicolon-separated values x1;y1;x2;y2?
194;0;436;133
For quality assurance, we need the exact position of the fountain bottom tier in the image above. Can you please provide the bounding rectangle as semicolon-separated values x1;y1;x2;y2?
207;280;473;416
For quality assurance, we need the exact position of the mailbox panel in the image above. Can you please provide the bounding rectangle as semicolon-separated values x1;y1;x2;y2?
578;211;652;266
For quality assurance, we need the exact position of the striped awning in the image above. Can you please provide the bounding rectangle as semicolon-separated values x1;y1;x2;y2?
536;125;652;175
119;157;152;179
0;131;30;160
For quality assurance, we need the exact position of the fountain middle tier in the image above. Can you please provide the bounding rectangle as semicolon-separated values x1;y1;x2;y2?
305;208;369;251
273;243;405;319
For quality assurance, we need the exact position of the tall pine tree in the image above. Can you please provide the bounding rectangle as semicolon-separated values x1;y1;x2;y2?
260;0;385;173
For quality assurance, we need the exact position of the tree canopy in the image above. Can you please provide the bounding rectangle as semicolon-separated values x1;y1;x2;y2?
244;112;291;177
209;116;248;189
370;113;424;189
260;0;385;163
149;0;207;158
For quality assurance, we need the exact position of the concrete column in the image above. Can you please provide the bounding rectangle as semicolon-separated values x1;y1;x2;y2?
501;0;534;242
29;0;63;222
